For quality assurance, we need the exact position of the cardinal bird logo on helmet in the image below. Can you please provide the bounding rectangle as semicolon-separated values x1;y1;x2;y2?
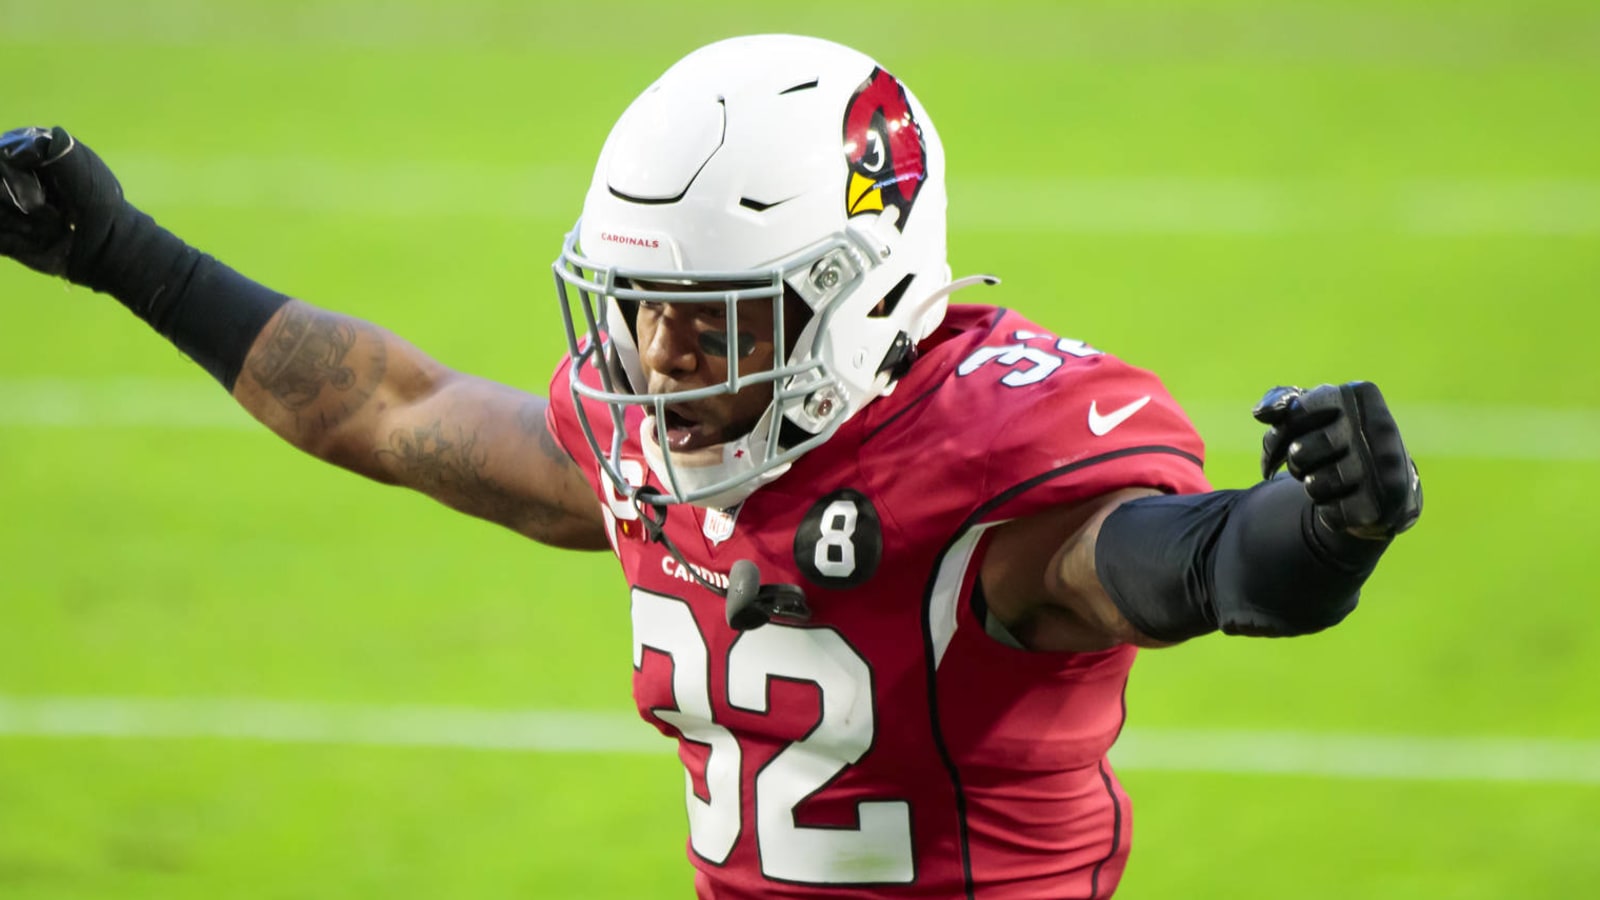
842;68;926;231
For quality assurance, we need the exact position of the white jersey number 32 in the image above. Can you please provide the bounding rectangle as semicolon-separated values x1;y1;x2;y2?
631;588;914;884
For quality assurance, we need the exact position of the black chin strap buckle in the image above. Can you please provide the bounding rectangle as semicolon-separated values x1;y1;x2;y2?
875;330;917;381
724;561;811;630
629;489;813;632
760;583;811;620
726;583;811;631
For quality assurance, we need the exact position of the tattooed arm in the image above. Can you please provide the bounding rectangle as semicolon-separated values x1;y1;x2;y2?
232;301;610;550
0;128;602;548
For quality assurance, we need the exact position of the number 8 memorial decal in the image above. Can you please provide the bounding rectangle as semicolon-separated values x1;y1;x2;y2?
794;489;883;589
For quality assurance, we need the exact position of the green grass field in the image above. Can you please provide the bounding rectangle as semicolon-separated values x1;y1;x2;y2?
2;0;1597;896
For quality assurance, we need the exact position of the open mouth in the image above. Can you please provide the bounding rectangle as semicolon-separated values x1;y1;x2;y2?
661;406;723;453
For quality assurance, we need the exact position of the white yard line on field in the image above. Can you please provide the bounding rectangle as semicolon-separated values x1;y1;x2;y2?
2;377;1597;463
1111;728;1600;785
3;3;1596;66
1;695;1596;786
101;157;1600;236
0;377;257;430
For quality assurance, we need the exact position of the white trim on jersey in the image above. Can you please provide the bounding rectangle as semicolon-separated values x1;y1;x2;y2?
928;521;1005;668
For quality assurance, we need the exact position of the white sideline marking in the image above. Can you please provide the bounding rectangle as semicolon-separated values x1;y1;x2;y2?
114;157;587;222
1184;402;1600;464
1;696;1596;786
2;378;1597;463
4;4;1596;66
0;696;659;753
103;156;1600;236
0;377;257;430
1111;728;1600;785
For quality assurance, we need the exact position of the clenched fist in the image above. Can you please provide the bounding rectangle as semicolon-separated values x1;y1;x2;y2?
0;126;132;284
0;125;289;389
1253;382;1423;541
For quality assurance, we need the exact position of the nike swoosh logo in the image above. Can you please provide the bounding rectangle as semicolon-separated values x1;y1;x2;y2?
1088;396;1152;436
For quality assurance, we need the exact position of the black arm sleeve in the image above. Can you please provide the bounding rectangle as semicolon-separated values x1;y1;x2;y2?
1093;476;1390;641
84;205;290;391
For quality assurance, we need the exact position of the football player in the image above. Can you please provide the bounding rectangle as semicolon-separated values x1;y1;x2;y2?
0;34;1419;899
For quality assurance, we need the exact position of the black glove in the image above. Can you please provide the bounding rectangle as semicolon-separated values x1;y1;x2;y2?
0;126;133;285
0;125;292;390
1253;382;1423;541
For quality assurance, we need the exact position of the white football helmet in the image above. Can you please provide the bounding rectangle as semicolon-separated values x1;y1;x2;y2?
555;34;990;509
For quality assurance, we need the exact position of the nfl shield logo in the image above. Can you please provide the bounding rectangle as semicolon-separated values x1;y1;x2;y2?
702;506;739;546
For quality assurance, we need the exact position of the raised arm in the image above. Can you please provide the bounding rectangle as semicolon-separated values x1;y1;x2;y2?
0;126;608;550
982;383;1424;652
234;301;607;548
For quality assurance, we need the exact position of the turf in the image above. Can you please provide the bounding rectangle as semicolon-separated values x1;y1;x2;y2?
1;0;1597;896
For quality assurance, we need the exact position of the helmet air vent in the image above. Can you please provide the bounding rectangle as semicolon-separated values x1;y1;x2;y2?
869;274;915;319
738;196;793;212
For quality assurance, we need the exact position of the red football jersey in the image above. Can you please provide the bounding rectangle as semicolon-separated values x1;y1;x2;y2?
547;305;1211;898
